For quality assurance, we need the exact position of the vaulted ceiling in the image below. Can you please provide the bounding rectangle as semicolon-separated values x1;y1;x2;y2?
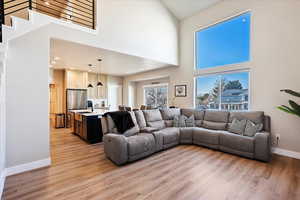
161;0;223;20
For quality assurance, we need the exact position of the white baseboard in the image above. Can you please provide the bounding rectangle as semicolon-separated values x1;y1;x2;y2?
5;158;51;177
272;147;300;160
0;170;5;199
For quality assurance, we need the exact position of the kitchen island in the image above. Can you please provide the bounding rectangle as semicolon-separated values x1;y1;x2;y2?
69;109;108;144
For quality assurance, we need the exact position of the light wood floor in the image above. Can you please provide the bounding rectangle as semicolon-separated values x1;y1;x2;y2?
3;129;300;200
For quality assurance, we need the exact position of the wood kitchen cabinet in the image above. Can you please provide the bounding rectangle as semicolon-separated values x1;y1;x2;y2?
65;70;88;89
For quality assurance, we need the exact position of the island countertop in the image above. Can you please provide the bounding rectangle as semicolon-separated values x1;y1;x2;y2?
69;109;110;117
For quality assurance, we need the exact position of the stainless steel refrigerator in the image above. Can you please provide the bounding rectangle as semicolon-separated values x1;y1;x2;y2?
66;89;88;111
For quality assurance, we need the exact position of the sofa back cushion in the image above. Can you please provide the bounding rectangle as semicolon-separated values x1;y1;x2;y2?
202;111;229;130
160;108;181;120
228;111;265;130
107;111;140;137
181;108;205;127
160;108;181;127
143;109;165;129
134;110;147;128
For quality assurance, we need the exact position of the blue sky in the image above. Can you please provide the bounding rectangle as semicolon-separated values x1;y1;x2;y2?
196;72;249;95
196;12;250;69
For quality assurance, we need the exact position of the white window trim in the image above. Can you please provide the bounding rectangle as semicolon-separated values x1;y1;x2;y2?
143;83;169;108
193;10;252;111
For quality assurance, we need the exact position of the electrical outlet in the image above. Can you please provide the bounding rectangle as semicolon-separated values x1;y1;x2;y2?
271;134;280;146
271;135;277;145
276;134;280;145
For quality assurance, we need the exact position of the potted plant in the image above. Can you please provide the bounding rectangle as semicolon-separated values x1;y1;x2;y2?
277;89;300;117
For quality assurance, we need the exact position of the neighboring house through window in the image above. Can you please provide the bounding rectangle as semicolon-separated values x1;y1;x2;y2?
195;12;251;111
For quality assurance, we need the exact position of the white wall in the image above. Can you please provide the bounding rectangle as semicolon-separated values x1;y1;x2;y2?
6;27;50;167
124;0;300;153
128;82;136;108
0;58;6;196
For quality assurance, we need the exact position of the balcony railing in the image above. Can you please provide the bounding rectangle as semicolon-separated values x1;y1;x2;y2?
0;0;96;42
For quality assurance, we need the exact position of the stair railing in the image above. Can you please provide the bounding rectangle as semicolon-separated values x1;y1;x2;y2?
0;0;4;43
0;0;96;43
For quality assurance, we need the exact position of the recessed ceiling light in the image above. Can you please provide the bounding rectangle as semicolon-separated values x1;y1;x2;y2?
54;57;60;61
45;1;50;6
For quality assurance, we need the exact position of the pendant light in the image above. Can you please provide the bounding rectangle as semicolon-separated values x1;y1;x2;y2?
87;64;94;88
97;59;103;87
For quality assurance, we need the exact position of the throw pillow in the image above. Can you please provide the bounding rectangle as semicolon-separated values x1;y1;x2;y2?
243;120;263;137
228;118;247;135
185;115;195;127
173;115;187;127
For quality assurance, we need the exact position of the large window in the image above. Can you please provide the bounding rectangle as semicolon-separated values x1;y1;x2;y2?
144;84;168;109
196;72;249;111
195;12;250;69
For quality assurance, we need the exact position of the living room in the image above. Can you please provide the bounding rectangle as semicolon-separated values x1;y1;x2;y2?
1;0;300;199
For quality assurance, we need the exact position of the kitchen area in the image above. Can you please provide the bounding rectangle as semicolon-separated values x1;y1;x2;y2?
49;67;123;144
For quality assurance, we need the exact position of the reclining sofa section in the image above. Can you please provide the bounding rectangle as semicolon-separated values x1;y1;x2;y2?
103;108;271;165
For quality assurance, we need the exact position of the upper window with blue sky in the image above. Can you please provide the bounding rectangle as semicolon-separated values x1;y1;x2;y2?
195;12;251;69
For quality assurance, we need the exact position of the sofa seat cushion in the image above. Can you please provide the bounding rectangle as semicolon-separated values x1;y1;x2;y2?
158;128;180;145
179;127;193;144
220;132;254;153
127;133;156;156
193;127;223;145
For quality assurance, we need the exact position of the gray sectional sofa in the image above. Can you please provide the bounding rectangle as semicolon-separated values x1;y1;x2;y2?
103;108;271;165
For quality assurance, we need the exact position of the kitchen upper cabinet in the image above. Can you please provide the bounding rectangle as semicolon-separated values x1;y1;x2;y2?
65;70;88;89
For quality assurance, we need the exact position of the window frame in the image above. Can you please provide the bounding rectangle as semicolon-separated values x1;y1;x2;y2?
193;10;252;72
193;10;252;111
143;83;169;108
194;69;251;111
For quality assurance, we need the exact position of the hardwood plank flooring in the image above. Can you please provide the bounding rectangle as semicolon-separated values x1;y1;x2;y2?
2;129;300;200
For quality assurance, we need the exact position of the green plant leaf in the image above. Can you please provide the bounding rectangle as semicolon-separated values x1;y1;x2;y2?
280;89;300;97
278;105;300;117
289;100;300;114
277;106;293;114
279;105;295;113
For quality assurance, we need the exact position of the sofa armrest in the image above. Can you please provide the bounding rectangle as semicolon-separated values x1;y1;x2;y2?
141;127;159;133
103;133;128;165
254;132;271;162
